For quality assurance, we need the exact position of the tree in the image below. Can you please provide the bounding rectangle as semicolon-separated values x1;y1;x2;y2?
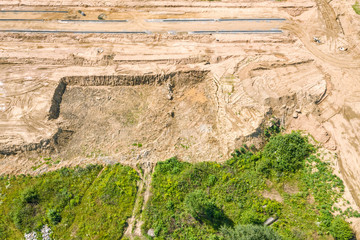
185;190;218;219
220;224;282;240
184;190;229;228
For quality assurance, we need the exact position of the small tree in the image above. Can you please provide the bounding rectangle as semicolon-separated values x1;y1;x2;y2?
185;190;217;219
184;190;227;228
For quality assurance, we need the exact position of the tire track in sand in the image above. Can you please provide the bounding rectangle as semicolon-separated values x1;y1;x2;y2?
314;0;341;36
282;23;360;68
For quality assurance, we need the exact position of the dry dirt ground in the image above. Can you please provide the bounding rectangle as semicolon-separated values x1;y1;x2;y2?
1;0;360;236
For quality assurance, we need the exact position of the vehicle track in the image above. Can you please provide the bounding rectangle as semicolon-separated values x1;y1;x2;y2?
314;0;341;36
282;23;360;68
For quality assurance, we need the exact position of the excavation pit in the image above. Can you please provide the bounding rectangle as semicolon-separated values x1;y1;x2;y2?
50;70;226;162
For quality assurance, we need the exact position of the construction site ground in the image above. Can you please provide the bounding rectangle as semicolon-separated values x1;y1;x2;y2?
1;0;360;236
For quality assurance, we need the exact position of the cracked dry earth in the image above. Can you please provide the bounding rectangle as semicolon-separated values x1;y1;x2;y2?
1;0;360;236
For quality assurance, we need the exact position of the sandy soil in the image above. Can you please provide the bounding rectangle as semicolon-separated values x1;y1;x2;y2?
1;0;360;236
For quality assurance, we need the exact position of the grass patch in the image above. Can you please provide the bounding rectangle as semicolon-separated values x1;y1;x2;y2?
0;164;139;239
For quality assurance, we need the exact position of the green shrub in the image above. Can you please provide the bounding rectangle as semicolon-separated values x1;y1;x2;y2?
263;132;313;173
184;190;225;227
155;157;187;175
0;223;7;239
264;119;281;138
21;188;39;204
47;209;62;225
207;175;217;187
329;217;354;240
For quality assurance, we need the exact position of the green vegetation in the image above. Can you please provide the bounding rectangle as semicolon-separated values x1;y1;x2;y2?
184;189;230;229
133;142;143;148
0;131;358;239
30;157;61;171
0;164;139;239
262;132;313;174
353;1;360;15
264;119;282;139
220;224;281;240
329;216;353;240
143;132;356;240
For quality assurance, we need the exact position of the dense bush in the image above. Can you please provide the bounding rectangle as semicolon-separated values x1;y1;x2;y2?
157;157;184;172
263;132;313;173
47;209;62;225
21;188;40;204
